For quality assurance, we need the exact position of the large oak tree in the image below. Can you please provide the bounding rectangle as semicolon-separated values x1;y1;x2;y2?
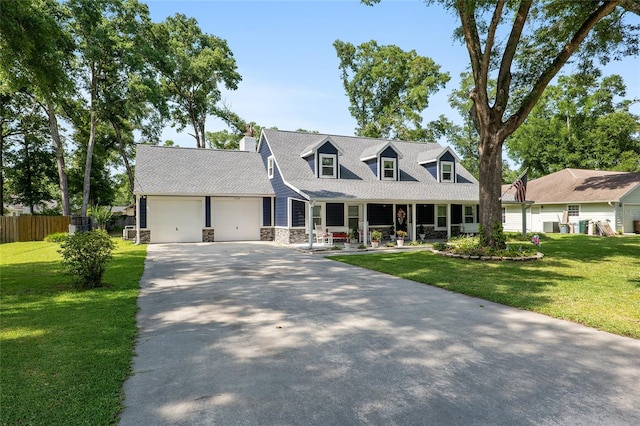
365;0;640;247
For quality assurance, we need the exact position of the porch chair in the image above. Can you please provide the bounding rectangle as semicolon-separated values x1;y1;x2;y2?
314;224;332;244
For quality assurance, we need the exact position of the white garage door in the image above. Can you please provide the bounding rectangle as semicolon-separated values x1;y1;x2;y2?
148;197;203;243
213;198;261;241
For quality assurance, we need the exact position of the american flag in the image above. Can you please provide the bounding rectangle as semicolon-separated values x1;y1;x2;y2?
513;171;528;203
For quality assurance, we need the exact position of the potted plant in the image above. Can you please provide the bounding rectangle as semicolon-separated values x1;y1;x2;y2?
350;228;359;244
417;224;426;241
396;230;408;247
371;230;382;248
389;226;395;240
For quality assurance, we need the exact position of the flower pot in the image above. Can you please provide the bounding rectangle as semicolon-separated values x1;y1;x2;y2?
344;242;352;250
397;239;404;247
371;241;379;248
419;234;425;241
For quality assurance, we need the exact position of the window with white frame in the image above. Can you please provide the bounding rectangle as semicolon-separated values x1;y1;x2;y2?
502;207;506;224
567;204;580;217
319;154;337;178
381;157;396;180
347;205;359;231
312;205;322;227
440;161;454;182
464;205;475;223
267;156;274;179
436;205;447;228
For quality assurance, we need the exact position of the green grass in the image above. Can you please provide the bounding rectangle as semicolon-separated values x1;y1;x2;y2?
330;234;640;339
0;239;147;425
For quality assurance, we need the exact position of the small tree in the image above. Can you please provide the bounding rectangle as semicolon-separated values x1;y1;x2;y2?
88;204;113;231
59;230;115;289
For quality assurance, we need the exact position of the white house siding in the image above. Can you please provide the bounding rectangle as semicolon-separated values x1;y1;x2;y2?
621;185;640;233
503;202;618;233
503;205;526;232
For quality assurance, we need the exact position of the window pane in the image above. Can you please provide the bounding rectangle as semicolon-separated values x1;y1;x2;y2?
348;218;358;230
437;217;447;227
437;206;446;216
348;205;359;216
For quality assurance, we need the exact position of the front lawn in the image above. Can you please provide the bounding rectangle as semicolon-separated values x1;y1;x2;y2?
330;234;640;339
0;238;147;425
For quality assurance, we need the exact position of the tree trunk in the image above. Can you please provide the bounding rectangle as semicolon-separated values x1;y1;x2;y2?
46;100;70;216
1;131;4;215
81;109;97;217
112;120;135;202
477;128;505;248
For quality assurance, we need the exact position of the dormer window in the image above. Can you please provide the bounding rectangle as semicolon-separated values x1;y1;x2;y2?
319;153;337;178
382;157;397;180
440;161;454;182
267;156;274;179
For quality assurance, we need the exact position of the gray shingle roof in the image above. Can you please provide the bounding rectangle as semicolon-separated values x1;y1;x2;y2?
262;129;479;202
502;168;640;203
134;145;274;196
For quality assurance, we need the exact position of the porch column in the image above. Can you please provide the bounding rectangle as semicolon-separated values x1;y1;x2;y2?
135;194;140;245
521;203;527;235
363;203;368;244
446;203;452;239
308;200;314;249
411;203;416;241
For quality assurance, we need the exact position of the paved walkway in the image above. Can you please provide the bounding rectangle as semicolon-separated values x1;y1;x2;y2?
120;242;640;425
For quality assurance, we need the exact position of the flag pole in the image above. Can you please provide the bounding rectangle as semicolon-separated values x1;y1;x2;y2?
499;167;529;200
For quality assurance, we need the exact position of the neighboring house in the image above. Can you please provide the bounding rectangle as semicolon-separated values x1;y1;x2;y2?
501;168;640;234
133;129;480;244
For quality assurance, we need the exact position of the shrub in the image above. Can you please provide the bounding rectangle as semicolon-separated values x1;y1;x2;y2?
45;232;69;243
59;230;115;289
358;243;367;249
88;205;113;231
432;242;449;251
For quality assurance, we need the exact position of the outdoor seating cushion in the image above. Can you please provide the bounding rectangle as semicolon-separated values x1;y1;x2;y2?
332;232;348;240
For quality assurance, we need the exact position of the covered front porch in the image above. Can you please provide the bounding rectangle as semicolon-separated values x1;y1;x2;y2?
280;199;480;247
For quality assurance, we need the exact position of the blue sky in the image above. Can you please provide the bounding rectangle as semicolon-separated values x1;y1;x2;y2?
146;1;640;149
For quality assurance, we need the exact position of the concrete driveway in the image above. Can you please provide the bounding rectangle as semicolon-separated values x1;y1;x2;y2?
120;242;640;425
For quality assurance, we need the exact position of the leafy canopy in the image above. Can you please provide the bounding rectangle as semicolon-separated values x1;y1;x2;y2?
334;39;449;140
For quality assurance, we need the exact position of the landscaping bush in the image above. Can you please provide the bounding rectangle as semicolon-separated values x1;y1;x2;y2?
88;205;113;231
432;242;449;251
44;232;69;243
59;230;115;288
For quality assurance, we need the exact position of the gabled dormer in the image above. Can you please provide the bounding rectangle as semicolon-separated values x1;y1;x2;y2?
417;147;460;183
359;141;403;181
300;136;344;179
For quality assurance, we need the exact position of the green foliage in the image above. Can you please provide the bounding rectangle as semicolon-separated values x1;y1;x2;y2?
396;230;408;239
88;204;113;230
1;239;146;424
59;231;115;289
507;73;640;177
432;242;449;251
358;243;367;249
333;39;449;140
148;13;241;148
371;230;382;241
44;232;69;243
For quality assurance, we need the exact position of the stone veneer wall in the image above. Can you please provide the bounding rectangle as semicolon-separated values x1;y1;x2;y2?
260;227;275;241
202;228;215;242
138;229;150;244
275;228;308;244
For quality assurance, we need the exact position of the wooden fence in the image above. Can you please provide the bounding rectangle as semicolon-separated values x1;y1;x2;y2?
0;216;71;243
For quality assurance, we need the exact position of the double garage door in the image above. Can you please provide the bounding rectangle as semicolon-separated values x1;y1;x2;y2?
148;197;261;243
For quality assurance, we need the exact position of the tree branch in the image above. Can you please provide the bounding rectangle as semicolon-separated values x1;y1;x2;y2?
502;0;622;138
481;0;506;79
456;0;488;109
495;0;532;116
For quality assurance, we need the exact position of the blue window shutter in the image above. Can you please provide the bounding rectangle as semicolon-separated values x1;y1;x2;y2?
139;197;147;228
205;197;211;227
263;197;272;226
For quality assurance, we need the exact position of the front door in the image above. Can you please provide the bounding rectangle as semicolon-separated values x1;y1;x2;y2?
395;204;409;234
